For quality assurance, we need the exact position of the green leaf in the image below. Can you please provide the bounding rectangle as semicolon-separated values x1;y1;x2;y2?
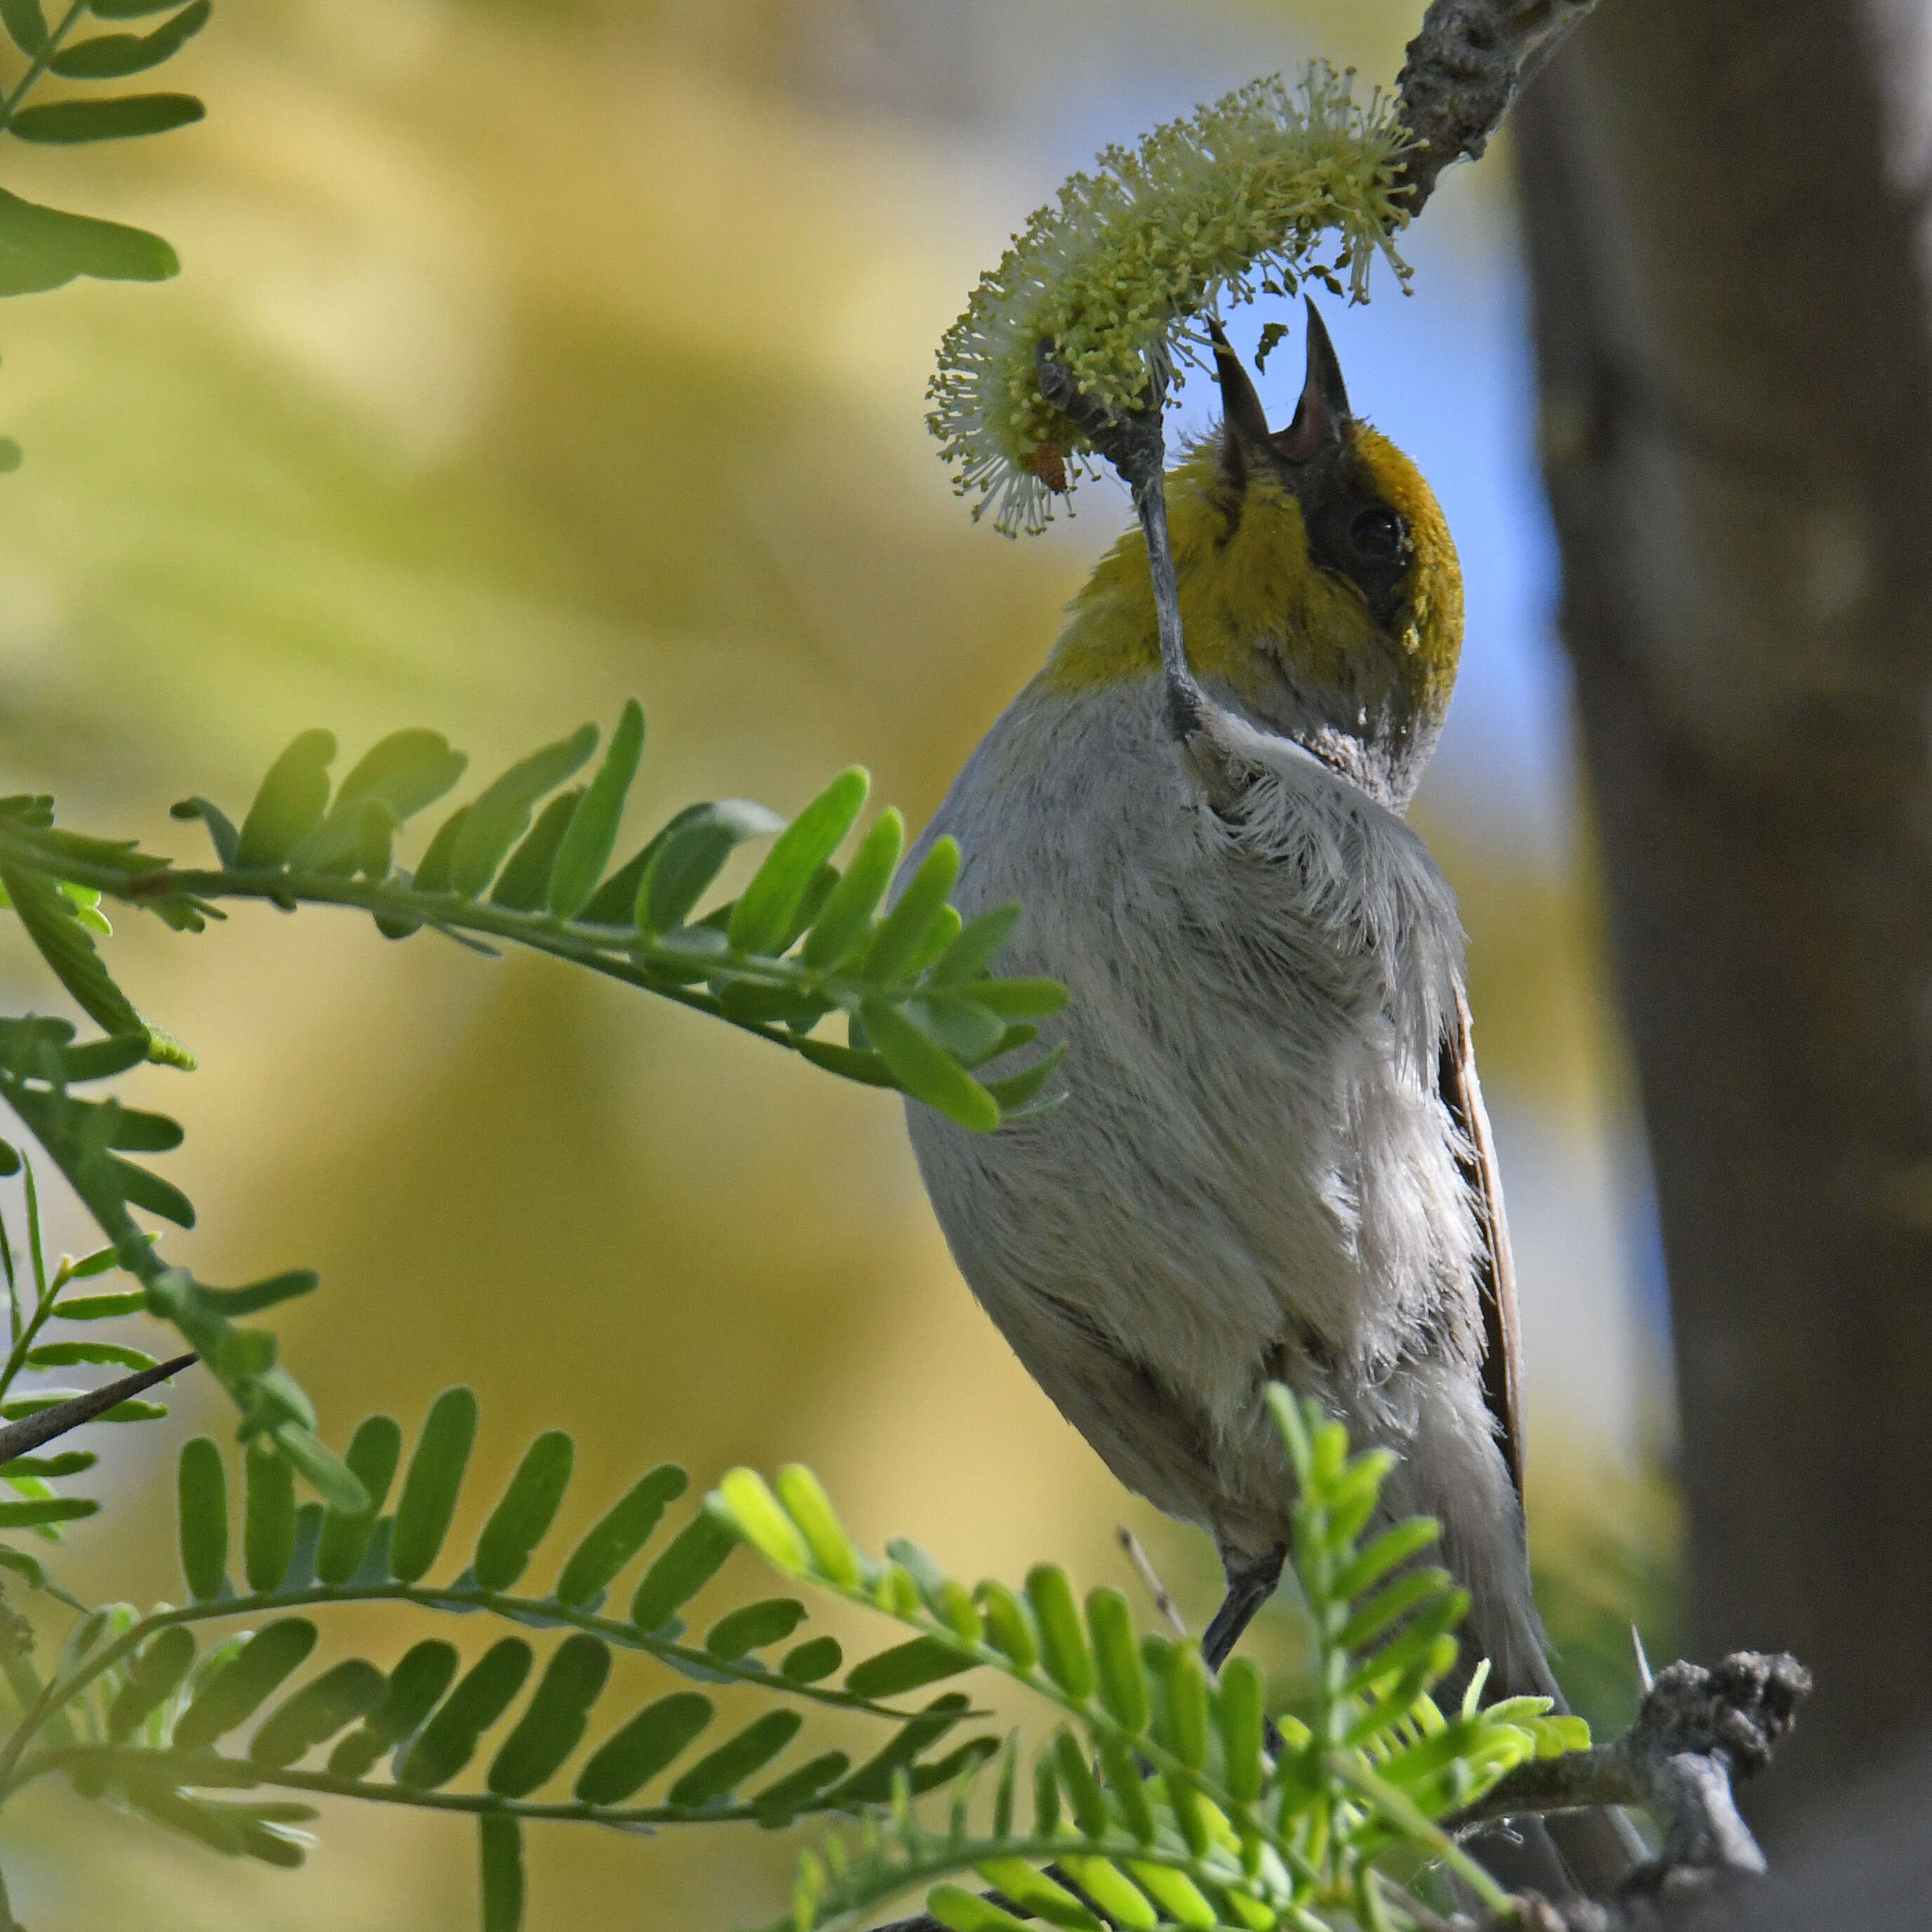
473;1430;573;1592
0;863;191;1066
396;1637;532;1790
449;723;598;897
0;1450;94;1477
554;1461;685;1609
199;1269;318;1317
1341;1588;1468;1697
547;699;644;919
711;1468;808;1574
389;1386;478;1584
9;91;205;142
929;1888;1034;1932
967;977;1067;1019
904;995;1007;1066
249;1658;387;1769
0;1497;95;1527
749;1749;849;1819
727;767;868;956
1025;1566;1092;1700
1216;1657;1266;1804
666;1708;801;1808
90;0;200;15
635;800;784;935
800;808;902;969
234;730;335;869
773;1464;861;1588
412;805;468;893
865;837;959;981
1336;1567;1458;1655
64;1238;133;1277
831;1691;970;1804
972;1864;1102;1932
1329;1516;1442;1603
704;1597;806;1662
24;1340;155;1369
862;999;999;1132
316;1414;402;1585
1085;1588;1146;1732
981;1043;1066;1112
974;1581;1038;1672
779;1635;842;1684
490;789;582;911
1057;1857;1157;1931
487;1632;610;1797
573;1691;711;1805
107;1624;195;1741
174;1619;318;1749
843;1636;972;1700
791;1037;895;1088
50;0;209;76
271;1421;369;1516
328;1638;457;1777
333;729;469;828
628;1510;737;1633
244;1442;295;1592
0;0;46;54
0;440;19;474
177;1435;228;1599
926;903;1023;988
0;185;177;295
479;1814;524;1932
169;796;239;865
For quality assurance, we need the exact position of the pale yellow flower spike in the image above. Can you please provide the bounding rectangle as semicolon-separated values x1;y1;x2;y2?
926;64;1414;537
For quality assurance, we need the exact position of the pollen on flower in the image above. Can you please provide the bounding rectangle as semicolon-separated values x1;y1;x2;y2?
926;64;1413;537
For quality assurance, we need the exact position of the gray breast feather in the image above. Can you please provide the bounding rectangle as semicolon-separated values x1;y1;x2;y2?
905;675;1498;1516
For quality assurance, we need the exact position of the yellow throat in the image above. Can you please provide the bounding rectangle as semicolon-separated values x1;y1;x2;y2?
1040;308;1463;796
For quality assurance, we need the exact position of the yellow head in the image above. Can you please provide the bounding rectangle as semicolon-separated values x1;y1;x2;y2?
1042;303;1463;806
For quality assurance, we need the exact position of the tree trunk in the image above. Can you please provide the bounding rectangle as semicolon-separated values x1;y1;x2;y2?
1514;0;1932;1838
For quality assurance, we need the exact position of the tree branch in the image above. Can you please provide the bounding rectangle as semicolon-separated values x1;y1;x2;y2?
1451;1653;1811;1878
1395;0;1603;213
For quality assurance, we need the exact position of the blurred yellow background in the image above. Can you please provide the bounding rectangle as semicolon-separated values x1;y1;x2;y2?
0;1;1672;1924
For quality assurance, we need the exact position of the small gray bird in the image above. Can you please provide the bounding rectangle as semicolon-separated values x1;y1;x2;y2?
901;306;1638;1891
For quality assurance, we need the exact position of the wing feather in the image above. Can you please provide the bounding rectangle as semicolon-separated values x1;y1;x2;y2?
1438;981;1525;1496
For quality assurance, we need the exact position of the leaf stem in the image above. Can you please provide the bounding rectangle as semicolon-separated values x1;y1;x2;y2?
0;0;90;128
0;1576;937;1792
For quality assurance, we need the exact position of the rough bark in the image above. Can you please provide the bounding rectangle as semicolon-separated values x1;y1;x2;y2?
1513;0;1932;1838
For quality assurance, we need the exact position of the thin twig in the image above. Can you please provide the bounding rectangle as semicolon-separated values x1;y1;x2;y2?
0;1355;196;1465
1117;1524;1190;1639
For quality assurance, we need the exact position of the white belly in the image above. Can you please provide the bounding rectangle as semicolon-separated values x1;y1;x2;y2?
904;673;1489;1553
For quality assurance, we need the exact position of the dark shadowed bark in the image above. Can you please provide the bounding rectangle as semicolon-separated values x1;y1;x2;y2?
1514;0;1932;1838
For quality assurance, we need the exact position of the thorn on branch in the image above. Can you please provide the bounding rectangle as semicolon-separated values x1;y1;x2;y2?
0;1353;197;1465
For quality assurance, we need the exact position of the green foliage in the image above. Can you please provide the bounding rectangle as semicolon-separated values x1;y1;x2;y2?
0;1397;1002;1920
0;711;1061;1137
0;0;209;456
711;1391;1590;1932
0;709;1060;1531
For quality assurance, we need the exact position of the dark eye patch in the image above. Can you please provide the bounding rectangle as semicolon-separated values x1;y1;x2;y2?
1349;506;1404;559
1304;492;1411;622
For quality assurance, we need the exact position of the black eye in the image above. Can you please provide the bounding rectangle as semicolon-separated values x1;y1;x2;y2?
1349;506;1404;560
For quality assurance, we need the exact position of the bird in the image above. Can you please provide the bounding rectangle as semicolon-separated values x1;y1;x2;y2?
901;300;1639;1893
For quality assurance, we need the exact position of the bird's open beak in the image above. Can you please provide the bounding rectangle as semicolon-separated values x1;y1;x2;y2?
1275;297;1351;464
